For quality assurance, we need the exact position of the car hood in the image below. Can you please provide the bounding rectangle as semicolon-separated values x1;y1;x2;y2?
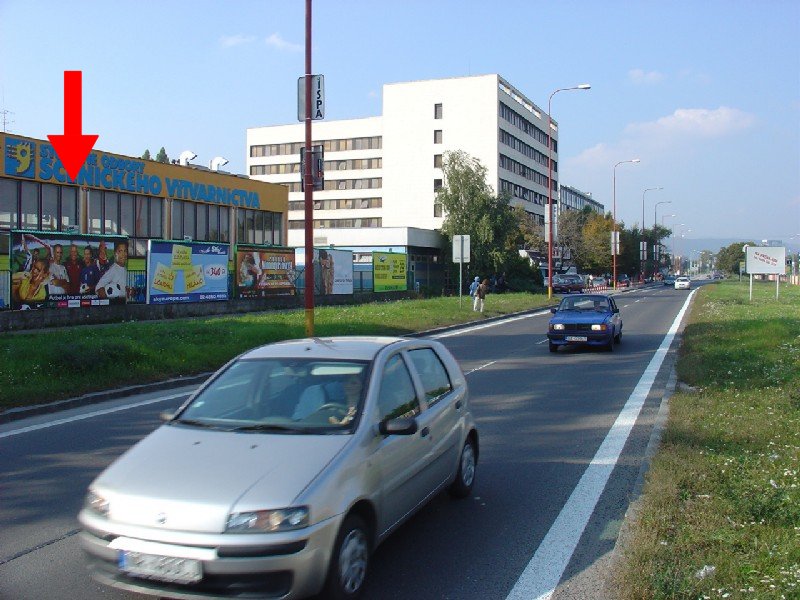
93;425;350;533
550;311;610;324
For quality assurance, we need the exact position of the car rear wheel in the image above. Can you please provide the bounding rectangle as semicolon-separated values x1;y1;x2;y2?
324;514;370;599
448;437;476;498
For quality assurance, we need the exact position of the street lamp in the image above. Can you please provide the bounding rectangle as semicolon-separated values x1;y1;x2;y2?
546;83;591;299
658;214;676;273
654;200;672;231
641;187;663;281
612;158;640;289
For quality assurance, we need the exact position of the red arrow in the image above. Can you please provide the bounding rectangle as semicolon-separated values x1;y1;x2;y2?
47;71;98;181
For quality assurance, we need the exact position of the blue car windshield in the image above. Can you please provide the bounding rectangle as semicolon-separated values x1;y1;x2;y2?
559;296;610;312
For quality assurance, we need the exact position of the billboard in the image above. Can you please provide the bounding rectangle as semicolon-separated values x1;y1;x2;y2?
373;252;407;292
236;246;296;298
9;231;128;310
295;248;354;295
146;240;229;304
745;246;786;275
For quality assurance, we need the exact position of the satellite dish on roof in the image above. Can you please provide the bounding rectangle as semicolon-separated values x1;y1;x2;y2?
178;150;197;166
209;156;229;171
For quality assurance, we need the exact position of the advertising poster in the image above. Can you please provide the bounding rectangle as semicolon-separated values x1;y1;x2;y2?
236;245;296;298
373;252;407;292
294;248;354;295
745;246;786;275
146;240;229;304
9;230;128;310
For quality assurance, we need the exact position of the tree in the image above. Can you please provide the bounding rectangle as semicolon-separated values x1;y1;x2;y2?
437;150;518;276
580;213;614;274
715;241;755;275
141;149;152;160
557;207;592;271
155;147;169;163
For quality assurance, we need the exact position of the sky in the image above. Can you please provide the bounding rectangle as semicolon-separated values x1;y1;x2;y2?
1;0;798;249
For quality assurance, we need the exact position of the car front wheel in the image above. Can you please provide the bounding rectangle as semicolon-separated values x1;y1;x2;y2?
448;437;476;498
324;514;370;599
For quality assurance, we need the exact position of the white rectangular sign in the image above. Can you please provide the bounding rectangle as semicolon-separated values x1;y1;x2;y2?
745;246;785;274
453;235;470;263
297;75;325;121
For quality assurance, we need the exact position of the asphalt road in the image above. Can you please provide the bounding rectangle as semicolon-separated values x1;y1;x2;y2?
0;283;701;600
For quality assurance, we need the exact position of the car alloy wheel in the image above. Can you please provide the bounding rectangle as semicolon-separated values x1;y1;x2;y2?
326;515;369;599
449;438;476;498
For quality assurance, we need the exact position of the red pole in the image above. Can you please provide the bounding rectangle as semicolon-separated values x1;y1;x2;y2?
547;99;553;300
303;0;314;337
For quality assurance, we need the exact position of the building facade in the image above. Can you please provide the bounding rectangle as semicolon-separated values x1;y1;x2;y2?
1;133;288;270
247;74;560;249
559;184;605;215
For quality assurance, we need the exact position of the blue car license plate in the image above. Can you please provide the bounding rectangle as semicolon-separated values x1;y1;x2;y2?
565;335;588;342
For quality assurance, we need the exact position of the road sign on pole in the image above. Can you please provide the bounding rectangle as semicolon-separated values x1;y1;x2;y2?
453;235;470;308
297;74;324;121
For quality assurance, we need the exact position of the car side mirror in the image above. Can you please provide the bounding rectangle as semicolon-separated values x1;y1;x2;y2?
550;308;557;314
613;307;620;314
379;417;418;436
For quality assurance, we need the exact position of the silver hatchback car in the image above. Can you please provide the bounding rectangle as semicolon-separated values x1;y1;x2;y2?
79;336;478;599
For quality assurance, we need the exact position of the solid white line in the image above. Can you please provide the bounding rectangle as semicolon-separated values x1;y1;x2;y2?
505;290;696;600
0;392;191;439
430;310;550;339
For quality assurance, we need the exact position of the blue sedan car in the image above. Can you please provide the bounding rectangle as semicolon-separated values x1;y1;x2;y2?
547;294;622;352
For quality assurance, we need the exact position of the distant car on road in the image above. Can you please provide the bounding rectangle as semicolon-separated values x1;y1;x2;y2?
547;293;623;352
552;274;584;294
79;336;479;600
674;276;691;290
591;276;607;288
616;274;631;288
663;275;676;286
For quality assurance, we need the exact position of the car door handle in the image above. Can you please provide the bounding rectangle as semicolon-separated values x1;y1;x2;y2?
455;400;462;410
420;427;430;438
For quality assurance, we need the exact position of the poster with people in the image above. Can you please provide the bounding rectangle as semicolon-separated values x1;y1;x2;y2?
146;240;229;304
235;246;296;298
294;248;354;295
373;252;408;292
9;231;128;310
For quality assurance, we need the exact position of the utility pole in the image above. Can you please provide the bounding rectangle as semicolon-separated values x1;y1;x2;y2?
0;108;14;132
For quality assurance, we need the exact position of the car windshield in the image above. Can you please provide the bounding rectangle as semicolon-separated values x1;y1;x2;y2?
175;358;370;434
558;295;609;312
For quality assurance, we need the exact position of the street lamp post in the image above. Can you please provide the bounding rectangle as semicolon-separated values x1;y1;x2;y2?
612;158;640;289
654;200;672;277
641;187;663;282
660;213;676;272
546;83;591;299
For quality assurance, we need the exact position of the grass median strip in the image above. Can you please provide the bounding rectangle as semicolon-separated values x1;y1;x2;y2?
616;281;800;599
0;293;551;411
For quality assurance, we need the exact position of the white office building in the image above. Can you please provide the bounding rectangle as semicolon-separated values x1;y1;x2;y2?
246;74;559;251
559;184;605;215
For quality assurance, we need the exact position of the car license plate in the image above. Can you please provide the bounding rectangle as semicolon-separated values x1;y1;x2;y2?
119;551;202;584
565;335;588;342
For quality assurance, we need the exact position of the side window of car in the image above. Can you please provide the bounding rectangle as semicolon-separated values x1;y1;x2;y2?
408;348;452;407
377;354;421;421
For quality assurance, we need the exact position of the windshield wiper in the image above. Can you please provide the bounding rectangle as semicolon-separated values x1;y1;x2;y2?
172;418;222;429
232;424;316;434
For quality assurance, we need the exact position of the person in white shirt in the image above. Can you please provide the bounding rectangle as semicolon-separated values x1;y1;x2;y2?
47;244;70;295
96;241;128;300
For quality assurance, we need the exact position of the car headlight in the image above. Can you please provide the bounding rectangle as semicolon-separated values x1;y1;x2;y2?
551;323;565;331
226;507;310;533
85;490;110;517
591;324;608;331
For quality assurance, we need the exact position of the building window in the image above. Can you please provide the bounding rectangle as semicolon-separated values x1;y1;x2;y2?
41;184;59;231
434;154;443;168
433;202;442;218
61;187;78;231
434;103;443;119
434;179;443;191
20;182;38;230
0;179;18;229
120;194;134;237
434;130;442;144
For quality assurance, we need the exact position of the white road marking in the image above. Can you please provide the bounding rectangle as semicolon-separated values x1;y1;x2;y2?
0;392;190;439
464;361;497;375
505;289;696;600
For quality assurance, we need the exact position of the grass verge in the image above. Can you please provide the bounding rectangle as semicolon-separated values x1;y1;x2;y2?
615;280;800;599
0;292;551;411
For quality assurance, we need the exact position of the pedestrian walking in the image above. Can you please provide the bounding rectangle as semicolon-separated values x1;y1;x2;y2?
475;278;489;313
469;276;480;311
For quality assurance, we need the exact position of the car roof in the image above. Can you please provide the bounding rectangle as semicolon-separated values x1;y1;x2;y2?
241;336;407;362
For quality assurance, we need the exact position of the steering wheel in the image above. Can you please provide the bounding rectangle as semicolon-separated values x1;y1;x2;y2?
313;403;348;416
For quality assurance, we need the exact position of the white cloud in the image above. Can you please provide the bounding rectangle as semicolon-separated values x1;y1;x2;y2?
624;107;756;138
628;68;665;84
265;33;302;53
219;34;256;48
